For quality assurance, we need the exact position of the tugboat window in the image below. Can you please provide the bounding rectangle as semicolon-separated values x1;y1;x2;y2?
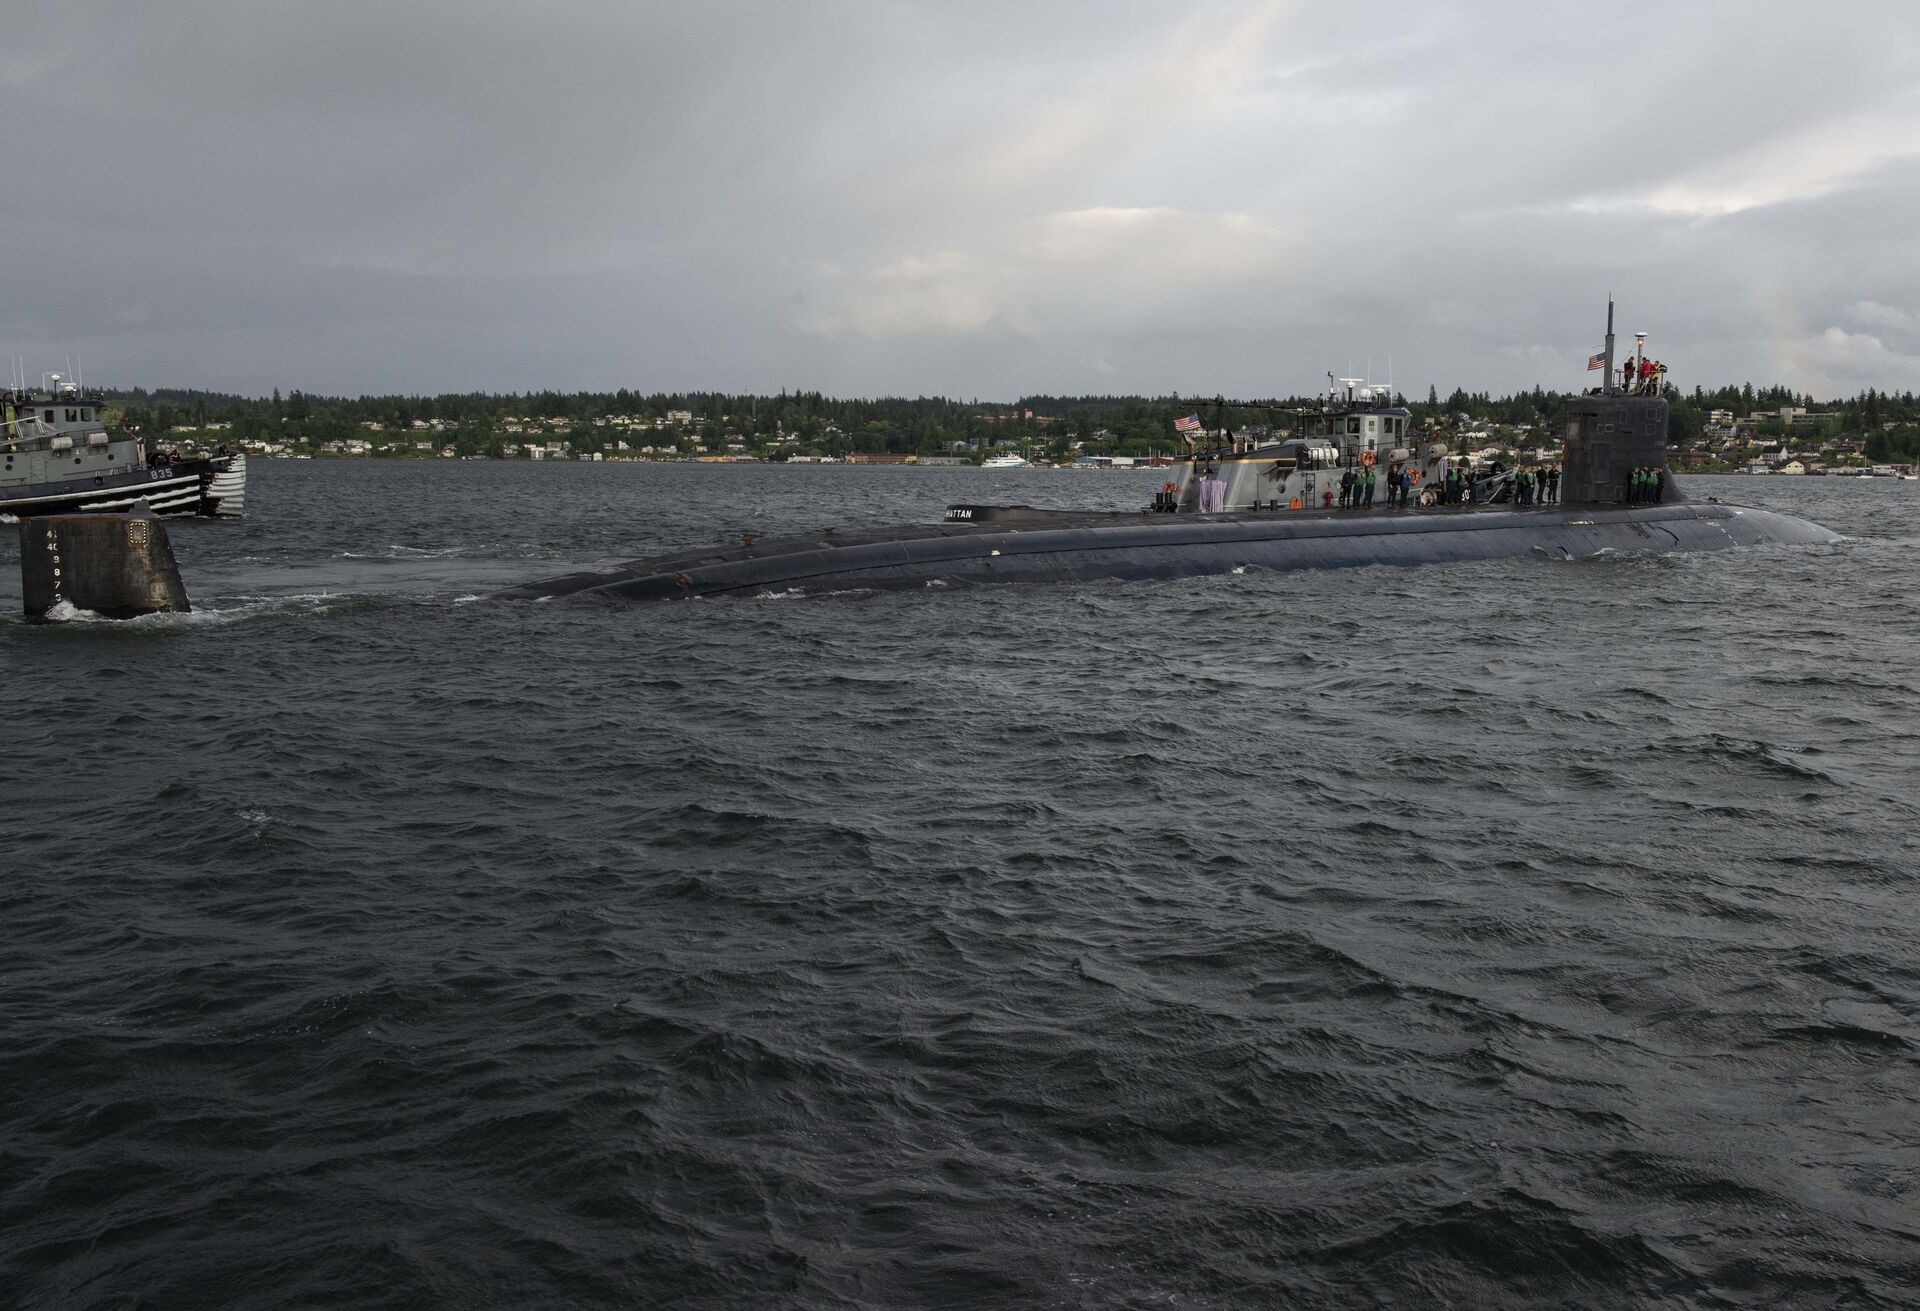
67;409;78;421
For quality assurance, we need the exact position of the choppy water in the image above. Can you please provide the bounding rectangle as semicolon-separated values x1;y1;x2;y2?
3;463;1917;1309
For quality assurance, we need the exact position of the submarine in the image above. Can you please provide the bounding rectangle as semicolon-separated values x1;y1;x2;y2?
492;306;1838;605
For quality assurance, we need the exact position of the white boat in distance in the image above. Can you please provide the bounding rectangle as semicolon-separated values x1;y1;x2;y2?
981;453;1030;469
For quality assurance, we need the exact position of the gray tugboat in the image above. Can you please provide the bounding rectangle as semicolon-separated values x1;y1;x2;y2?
492;303;1838;604
2;373;246;520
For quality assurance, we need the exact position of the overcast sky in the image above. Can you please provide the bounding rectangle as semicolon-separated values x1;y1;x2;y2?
6;0;1920;399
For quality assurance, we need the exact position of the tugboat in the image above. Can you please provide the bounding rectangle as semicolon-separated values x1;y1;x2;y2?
1141;379;1512;516
491;302;1839;605
1;374;246;520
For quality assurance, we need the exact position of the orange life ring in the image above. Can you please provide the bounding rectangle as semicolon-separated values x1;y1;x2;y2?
1410;469;1423;483
1162;482;1179;496
1360;449;1375;467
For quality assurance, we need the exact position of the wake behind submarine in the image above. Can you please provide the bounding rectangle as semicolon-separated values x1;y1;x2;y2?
493;306;1838;605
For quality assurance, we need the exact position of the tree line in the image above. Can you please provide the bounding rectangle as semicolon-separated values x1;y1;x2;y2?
102;381;1920;461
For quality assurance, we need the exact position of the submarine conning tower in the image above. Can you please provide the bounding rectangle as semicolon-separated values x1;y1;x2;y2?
1562;392;1672;504
1561;299;1678;505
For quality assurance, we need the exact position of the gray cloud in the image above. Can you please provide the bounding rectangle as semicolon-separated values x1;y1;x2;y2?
5;0;1920;398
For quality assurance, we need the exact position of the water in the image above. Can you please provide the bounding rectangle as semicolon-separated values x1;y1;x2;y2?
3;464;1917;1308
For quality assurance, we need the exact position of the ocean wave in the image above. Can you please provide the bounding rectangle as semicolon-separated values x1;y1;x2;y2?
334;541;567;561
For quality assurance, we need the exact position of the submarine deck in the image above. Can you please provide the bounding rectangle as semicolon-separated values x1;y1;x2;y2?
492;498;1840;604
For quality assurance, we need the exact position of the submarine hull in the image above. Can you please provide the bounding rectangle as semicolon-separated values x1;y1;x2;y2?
491;501;1840;605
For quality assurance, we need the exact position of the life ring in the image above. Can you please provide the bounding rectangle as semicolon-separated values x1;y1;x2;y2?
1162;482;1179;496
1409;468;1422;483
1360;449;1375;467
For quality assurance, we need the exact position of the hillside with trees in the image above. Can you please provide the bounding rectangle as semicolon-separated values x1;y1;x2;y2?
101;380;1920;466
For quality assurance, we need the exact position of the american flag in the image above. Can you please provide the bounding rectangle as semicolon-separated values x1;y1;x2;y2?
1586;350;1606;371
1173;414;1204;434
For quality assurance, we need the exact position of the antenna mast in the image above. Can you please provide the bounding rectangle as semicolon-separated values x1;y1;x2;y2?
1603;297;1617;396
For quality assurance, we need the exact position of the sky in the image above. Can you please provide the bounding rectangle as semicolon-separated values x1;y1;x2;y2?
6;0;1920;400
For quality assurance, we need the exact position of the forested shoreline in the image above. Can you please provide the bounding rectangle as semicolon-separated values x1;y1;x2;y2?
101;382;1920;465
